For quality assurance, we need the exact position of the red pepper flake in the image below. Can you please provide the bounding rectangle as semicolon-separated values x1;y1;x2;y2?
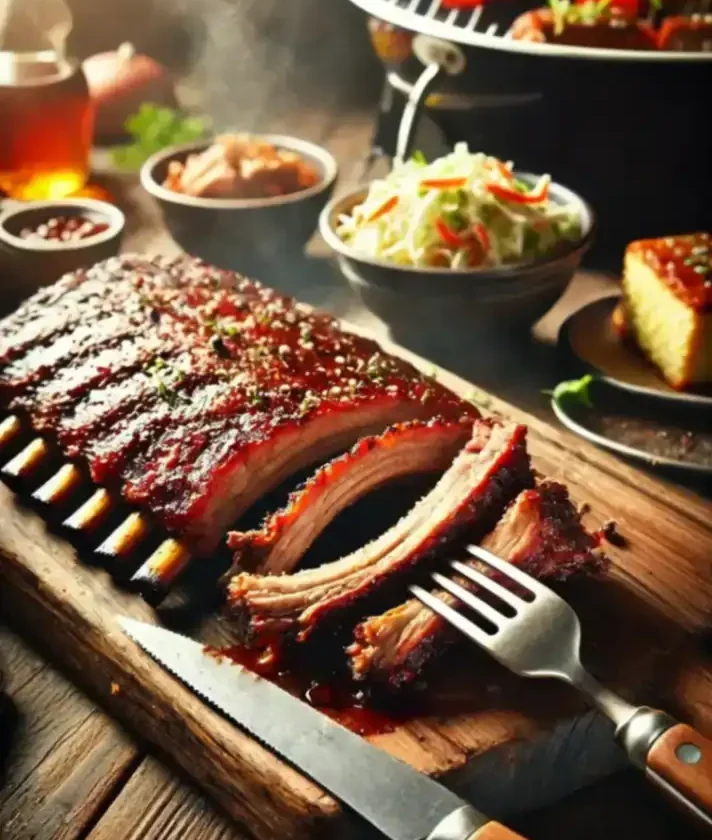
435;219;464;248
420;177;467;190
367;195;399;222
494;161;514;182
473;222;490;254
486;179;550;205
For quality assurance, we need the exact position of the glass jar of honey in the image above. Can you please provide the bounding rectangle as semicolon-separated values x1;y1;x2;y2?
0;50;94;200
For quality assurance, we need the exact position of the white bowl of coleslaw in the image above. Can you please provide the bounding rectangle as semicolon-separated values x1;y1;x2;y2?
319;145;594;330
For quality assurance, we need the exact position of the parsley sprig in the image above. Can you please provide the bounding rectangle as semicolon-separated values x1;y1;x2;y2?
110;104;210;171
545;374;595;408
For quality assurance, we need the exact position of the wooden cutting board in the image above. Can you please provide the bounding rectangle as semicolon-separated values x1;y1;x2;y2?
0;325;711;840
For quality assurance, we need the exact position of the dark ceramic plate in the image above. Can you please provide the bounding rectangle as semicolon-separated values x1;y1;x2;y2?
551;378;712;478
560;296;712;408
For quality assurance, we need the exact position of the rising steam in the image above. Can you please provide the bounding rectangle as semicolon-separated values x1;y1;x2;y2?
157;0;379;135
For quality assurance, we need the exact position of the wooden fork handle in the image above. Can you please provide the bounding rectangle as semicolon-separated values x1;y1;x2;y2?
647;723;712;819
470;822;527;840
427;806;528;840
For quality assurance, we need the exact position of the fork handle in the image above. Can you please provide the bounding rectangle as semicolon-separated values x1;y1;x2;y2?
469;823;527;839
646;723;712;822
427;806;528;840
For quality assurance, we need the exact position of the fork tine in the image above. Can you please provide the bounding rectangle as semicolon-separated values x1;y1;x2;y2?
410;585;496;647
466;543;546;596
431;572;505;627
450;559;525;611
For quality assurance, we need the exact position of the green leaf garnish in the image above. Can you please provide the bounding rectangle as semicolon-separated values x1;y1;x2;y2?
546;374;595;408
547;0;612;34
110;103;210;171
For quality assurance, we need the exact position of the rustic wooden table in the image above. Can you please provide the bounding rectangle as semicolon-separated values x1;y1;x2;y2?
0;110;708;840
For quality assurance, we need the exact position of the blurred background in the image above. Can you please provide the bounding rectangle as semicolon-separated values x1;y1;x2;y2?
65;0;384;124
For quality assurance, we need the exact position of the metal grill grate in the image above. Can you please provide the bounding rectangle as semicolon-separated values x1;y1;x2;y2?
369;0;507;41
351;0;712;61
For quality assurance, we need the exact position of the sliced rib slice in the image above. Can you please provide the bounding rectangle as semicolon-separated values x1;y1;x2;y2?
227;416;479;576
348;481;605;687
225;421;532;646
121;393;446;554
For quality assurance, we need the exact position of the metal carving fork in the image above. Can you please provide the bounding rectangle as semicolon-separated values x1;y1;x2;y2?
411;545;712;829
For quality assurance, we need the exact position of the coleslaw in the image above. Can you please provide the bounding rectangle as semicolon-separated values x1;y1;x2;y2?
336;144;582;269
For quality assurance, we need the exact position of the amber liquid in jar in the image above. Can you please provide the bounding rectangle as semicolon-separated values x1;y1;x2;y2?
0;51;95;200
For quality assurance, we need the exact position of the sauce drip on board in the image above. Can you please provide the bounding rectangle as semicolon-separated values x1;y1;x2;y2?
206;644;402;736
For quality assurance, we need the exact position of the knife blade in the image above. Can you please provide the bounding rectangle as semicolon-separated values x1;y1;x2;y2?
119;617;525;840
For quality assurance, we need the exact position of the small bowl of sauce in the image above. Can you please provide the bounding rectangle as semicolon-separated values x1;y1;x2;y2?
0;198;124;312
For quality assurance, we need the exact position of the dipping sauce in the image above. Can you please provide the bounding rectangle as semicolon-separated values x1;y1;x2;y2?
163;134;320;200
19;215;109;243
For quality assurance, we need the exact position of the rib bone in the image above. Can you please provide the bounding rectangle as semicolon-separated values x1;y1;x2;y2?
2;438;50;478
97;511;152;556
0;415;21;448
131;538;192;592
64;488;113;531
33;463;82;505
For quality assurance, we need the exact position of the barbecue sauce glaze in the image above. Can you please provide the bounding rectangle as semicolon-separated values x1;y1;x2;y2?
207;644;400;736
627;232;712;313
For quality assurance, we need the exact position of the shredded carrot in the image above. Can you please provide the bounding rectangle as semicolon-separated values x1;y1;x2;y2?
420;177;467;189
367;195;399;222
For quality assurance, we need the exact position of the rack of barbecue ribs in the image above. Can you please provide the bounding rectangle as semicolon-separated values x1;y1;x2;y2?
0;254;478;596
0;253;604;684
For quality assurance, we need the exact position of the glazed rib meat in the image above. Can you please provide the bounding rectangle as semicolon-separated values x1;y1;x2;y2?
349;481;605;688
225;422;532;646
0;254;476;553
227;417;475;575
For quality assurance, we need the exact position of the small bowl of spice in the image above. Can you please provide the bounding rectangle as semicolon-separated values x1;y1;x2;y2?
140;134;338;276
0;198;125;312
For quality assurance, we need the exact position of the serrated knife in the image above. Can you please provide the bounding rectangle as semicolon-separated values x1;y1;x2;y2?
120;618;526;840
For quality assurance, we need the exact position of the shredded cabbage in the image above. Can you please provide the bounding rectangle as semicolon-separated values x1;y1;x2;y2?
336;144;582;269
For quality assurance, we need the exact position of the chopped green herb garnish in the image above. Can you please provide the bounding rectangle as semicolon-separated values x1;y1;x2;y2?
144;358;189;406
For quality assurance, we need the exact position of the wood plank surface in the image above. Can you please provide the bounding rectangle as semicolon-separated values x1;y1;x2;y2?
0;625;139;840
85;758;240;840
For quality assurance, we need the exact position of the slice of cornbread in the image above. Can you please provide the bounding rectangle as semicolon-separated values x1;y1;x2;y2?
620;232;712;390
